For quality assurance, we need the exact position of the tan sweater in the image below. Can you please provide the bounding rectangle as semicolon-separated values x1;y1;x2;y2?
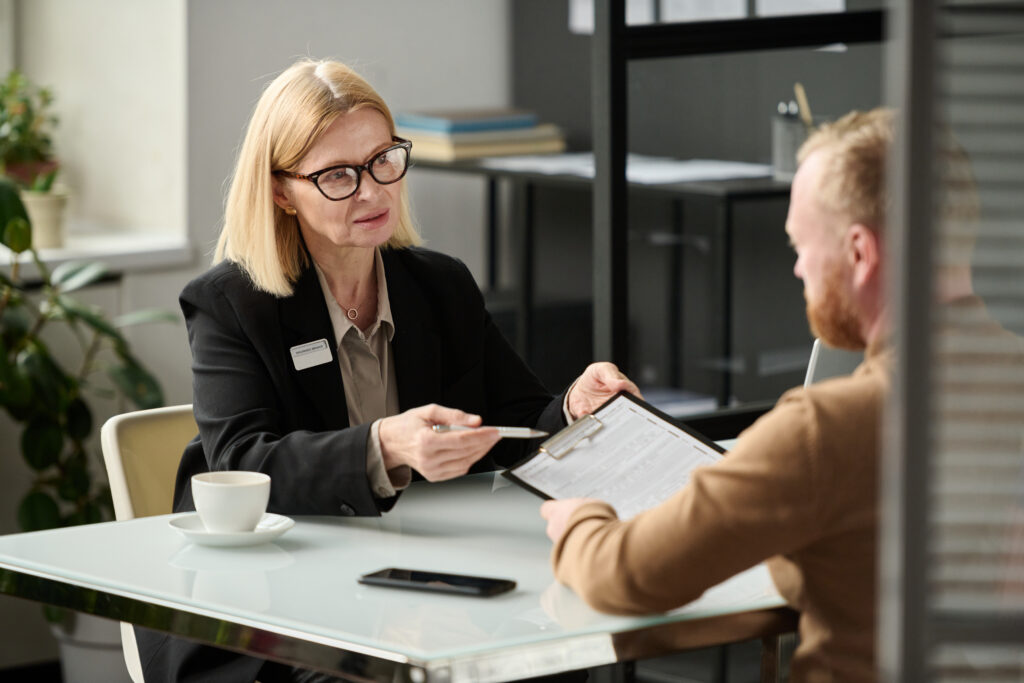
552;342;893;683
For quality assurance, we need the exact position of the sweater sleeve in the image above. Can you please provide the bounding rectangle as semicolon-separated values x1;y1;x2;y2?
551;393;825;615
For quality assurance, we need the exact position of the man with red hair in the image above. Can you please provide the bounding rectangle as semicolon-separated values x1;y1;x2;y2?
541;108;908;682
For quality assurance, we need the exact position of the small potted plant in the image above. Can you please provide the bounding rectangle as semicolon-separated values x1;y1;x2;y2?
0;69;67;249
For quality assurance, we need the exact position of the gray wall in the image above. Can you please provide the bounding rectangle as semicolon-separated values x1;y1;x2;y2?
186;0;513;275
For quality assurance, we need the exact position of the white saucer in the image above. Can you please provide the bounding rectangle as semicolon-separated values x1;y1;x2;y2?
169;513;294;547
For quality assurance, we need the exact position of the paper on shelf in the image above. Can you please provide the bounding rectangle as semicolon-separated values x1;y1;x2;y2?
660;0;746;22
756;0;844;17
479;152;772;184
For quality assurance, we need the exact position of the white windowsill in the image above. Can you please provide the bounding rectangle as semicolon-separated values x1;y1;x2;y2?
1;227;197;280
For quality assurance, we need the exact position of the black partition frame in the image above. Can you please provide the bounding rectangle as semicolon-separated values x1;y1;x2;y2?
589;1;886;370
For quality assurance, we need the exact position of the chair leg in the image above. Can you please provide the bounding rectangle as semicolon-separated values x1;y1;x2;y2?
121;622;145;683
589;661;635;683
760;634;780;683
760;632;797;683
711;645;729;683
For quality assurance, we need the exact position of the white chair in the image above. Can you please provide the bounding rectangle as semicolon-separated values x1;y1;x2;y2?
803;338;863;387
100;404;198;683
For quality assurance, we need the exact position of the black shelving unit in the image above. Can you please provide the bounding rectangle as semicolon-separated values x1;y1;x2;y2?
590;1;885;374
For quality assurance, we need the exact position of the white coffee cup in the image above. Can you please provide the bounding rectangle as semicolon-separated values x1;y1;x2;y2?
191;471;271;533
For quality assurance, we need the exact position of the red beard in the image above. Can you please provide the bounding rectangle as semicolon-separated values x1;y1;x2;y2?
806;261;866;351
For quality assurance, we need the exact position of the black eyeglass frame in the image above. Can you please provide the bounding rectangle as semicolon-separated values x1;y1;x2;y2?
273;137;413;201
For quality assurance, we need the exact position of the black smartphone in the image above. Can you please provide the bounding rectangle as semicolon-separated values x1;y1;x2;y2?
358;568;516;597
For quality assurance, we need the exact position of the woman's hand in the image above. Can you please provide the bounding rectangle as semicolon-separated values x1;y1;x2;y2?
379;404;501;481
567;362;642;420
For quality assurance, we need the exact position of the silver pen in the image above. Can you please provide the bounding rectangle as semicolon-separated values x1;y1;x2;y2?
431;425;548;439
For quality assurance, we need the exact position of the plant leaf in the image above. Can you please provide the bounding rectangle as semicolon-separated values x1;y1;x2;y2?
51;261;109;293
108;360;164;409
17;491;61;531
3;216;31;254
16;344;67;413
0;338;32;410
55;295;125;343
1;304;32;343
64;397;92;440
0;178;32;253
21;416;64;471
113;308;179;328
57;456;91;501
30;169;57;192
0;353;34;412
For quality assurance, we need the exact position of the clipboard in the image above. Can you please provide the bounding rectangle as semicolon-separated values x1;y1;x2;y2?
502;392;726;519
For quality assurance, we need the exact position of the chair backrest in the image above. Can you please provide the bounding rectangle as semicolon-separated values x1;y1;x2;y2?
100;404;197;683
100;404;197;520
803;338;864;388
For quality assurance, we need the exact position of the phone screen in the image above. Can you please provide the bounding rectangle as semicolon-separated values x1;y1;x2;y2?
358;568;516;596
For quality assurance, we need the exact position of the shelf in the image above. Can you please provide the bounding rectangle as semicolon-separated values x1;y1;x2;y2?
414;157;790;198
590;1;886;370
625;10;885;60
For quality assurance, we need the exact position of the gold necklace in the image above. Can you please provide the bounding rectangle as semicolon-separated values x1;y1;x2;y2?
336;283;374;321
330;260;376;322
337;294;361;321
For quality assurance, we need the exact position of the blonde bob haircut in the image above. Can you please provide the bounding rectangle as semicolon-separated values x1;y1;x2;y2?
215;59;422;297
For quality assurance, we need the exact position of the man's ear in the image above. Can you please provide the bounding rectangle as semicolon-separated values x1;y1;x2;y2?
846;223;881;288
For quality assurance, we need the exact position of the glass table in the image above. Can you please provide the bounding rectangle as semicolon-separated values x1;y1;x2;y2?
0;473;796;682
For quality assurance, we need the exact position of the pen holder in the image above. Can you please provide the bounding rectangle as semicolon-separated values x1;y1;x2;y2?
772;115;830;182
771;115;809;182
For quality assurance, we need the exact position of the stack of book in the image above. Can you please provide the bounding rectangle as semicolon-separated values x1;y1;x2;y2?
396;108;565;162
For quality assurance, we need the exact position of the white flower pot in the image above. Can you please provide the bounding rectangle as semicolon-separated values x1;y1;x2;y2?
50;612;133;683
19;189;69;249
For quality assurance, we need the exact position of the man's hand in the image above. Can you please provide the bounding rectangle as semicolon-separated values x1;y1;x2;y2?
540;498;599;543
379;404;501;481
567;362;642;420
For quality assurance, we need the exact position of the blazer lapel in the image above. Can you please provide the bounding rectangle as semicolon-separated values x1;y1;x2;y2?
384;250;442;412
279;264;350;430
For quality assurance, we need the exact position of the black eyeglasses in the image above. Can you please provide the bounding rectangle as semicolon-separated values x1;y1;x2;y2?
273;137;412;201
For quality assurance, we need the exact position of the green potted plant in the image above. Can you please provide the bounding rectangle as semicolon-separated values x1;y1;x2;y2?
1;176;173;531
2;176;176;680
1;69;67;248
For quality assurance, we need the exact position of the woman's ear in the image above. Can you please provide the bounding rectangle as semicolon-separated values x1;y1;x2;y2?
847;223;881;289
271;176;293;212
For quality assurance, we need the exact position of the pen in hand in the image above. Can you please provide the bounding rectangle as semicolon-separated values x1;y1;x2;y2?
432;425;548;439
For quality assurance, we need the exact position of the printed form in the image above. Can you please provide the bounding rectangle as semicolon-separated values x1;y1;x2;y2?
506;395;723;520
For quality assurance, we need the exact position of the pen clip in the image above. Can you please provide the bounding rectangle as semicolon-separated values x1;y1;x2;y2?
538;414;603;459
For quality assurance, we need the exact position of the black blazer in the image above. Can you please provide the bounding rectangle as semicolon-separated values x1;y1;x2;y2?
139;248;567;683
173;246;565;515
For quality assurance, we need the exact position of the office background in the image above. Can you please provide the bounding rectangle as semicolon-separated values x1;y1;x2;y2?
0;0;883;670
6;1;1018;680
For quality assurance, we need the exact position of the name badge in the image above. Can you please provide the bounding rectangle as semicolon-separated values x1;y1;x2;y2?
290;339;332;371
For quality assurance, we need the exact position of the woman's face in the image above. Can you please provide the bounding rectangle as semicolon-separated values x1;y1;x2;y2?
273;108;402;253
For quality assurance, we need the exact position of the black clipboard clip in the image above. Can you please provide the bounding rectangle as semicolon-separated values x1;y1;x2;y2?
537;414;603;459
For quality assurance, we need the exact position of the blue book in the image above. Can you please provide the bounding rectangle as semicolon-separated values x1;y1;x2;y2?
395;108;538;133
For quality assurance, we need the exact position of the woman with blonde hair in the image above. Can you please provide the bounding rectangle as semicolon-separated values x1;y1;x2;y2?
138;58;634;683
